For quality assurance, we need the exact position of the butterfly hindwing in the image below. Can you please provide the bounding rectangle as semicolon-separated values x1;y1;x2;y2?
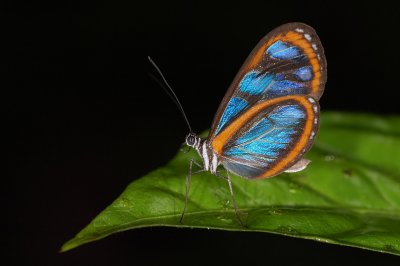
209;23;326;139
211;95;319;179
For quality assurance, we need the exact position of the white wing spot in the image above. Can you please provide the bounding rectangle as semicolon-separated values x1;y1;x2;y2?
310;131;315;139
308;97;315;103
312;43;318;50
295;28;304;33
313;105;318;113
317;54;321;60
304;34;312;41
314;118;318;124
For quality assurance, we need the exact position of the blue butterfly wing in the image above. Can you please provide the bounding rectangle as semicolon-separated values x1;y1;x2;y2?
209;23;326;138
217;96;319;179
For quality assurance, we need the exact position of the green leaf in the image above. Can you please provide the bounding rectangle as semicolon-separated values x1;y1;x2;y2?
61;112;400;255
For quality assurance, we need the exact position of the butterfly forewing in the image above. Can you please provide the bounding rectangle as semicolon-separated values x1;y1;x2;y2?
209;23;326;179
209;23;326;139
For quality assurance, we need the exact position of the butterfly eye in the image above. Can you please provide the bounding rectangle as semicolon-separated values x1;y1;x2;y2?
186;135;196;146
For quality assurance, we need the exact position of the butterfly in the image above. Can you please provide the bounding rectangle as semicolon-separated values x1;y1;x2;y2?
185;23;326;179
150;22;326;224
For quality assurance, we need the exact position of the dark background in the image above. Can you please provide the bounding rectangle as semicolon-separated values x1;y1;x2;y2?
6;1;400;265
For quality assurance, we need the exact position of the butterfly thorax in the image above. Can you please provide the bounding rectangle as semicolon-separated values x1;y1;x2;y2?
185;133;219;174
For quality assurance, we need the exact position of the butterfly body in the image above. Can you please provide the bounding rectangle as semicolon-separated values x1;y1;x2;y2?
186;134;220;174
185;22;326;180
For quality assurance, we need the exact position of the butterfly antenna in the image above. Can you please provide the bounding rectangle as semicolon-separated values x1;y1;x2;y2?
148;56;192;132
148;73;181;112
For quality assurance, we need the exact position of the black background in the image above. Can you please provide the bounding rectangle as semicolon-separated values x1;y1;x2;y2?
6;1;400;265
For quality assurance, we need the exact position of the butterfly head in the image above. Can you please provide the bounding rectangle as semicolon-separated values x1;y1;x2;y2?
185;132;201;149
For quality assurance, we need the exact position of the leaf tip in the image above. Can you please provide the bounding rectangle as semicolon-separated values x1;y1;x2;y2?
59;240;76;253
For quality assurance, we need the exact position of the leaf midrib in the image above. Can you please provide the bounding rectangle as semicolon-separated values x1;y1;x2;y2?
96;205;400;232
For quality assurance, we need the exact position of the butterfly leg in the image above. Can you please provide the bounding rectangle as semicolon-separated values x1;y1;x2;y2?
191;159;203;169
180;158;204;224
215;170;246;227
225;170;247;227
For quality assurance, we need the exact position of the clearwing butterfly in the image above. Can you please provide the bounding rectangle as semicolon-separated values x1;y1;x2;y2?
150;22;326;225
186;22;326;178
